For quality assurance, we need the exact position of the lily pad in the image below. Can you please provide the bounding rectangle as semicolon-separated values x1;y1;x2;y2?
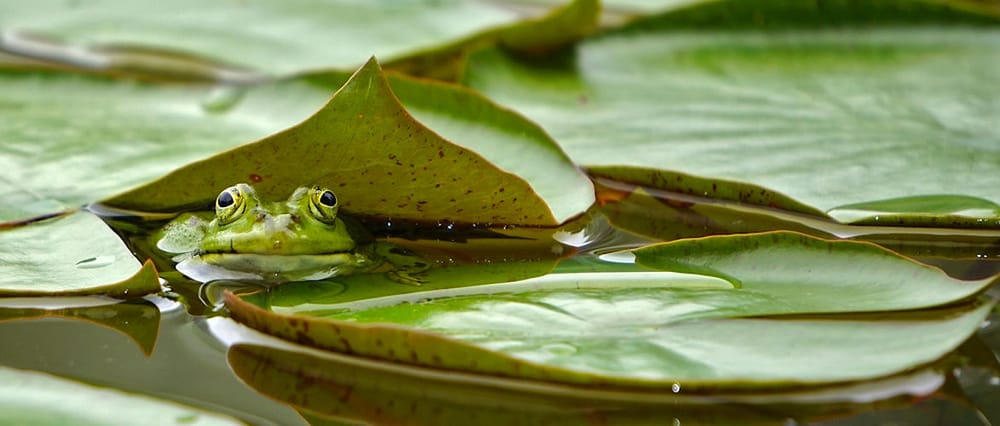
226;287;992;388
0;0;595;78
0;68;337;222
463;0;1000;227
0;365;242;425
631;231;995;312
0;211;160;297
224;232;995;387
103;57;593;226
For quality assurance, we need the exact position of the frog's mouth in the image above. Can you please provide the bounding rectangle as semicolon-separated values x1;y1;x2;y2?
199;252;361;274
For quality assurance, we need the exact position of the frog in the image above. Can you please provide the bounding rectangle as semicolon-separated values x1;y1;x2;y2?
154;183;429;284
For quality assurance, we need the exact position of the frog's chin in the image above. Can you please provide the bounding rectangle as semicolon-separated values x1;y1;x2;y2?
176;252;368;283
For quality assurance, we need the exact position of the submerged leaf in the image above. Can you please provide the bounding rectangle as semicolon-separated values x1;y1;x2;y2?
0;211;160;297
464;0;1000;227
103;57;593;226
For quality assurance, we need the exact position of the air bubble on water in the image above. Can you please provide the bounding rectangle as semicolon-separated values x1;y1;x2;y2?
76;255;114;269
671;383;681;393
200;87;245;113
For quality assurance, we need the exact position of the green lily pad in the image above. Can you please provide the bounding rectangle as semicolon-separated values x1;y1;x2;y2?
0;68;336;222
226;287;992;388
463;0;1000;227
225;232;995;387
631;231;994;312
0;211;160;297
103;57;593;226
0;299;160;355
0;0;594;78
0;365;242;425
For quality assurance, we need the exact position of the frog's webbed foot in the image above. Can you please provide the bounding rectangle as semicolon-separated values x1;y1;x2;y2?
385;270;426;286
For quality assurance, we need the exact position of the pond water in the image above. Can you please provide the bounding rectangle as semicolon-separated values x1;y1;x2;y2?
2;184;999;425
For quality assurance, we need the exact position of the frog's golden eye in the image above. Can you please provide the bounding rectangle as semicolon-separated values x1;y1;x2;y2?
215;185;249;225
308;186;339;224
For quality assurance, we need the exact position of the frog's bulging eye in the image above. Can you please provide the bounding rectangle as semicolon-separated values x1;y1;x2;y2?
217;191;235;208
308;186;339;224
216;185;249;225
319;190;337;207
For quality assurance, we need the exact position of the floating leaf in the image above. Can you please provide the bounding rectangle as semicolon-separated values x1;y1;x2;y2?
0;365;243;425
223;232;995;387
0;68;336;222
463;0;1000;227
226;285;992;388
103;57;593;226
0;211;160;297
0;0;599;78
632;231;995;312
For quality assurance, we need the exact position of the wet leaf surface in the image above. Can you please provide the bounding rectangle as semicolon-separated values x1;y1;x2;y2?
0;211;160;297
227;288;992;388
464;0;1000;226
225;231;995;388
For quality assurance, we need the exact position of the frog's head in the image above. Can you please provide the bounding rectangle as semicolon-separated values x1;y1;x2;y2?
200;183;356;256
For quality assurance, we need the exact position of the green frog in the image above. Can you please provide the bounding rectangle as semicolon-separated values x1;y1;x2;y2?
155;183;428;284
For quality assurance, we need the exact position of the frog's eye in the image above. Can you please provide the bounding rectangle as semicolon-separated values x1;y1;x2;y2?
215;185;249;225
308;186;339;224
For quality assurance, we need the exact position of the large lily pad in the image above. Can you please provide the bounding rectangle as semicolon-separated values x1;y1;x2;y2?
0;365;242;425
103;58;593;226
226;289;991;389
0;68;334;222
0;0;596;78
225;231;995;388
0;211;160;297
463;0;1000;227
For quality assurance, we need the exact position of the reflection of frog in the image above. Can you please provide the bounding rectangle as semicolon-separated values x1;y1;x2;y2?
155;183;428;284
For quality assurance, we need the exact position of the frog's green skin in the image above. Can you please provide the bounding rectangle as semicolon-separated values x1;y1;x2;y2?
155;183;427;283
